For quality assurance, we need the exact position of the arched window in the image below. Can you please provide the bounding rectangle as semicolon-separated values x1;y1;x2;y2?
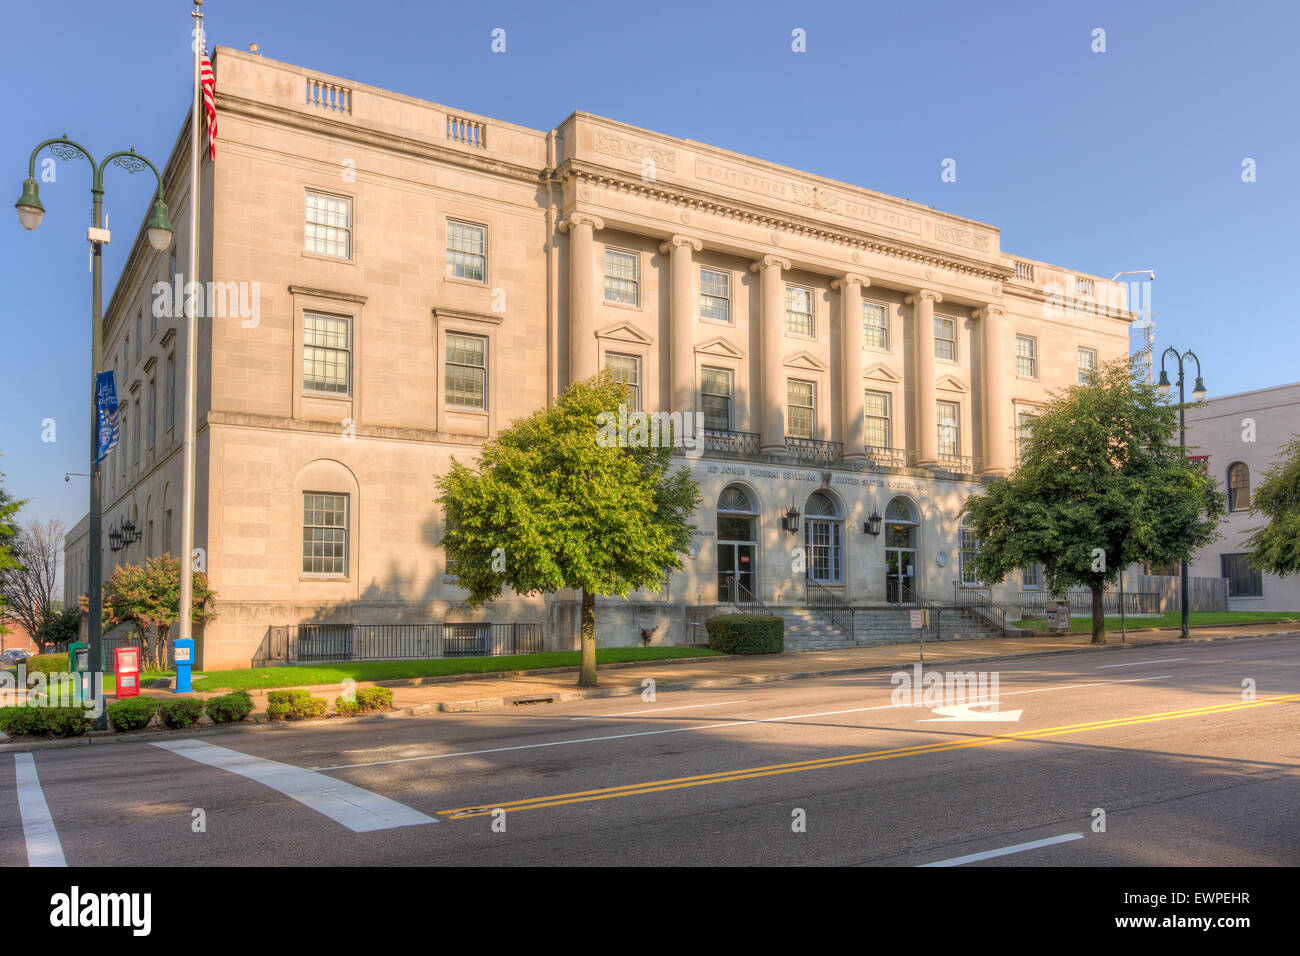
804;491;843;583
1227;462;1250;512
884;496;917;524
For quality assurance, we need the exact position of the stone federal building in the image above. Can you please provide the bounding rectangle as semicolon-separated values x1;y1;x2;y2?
65;48;1136;669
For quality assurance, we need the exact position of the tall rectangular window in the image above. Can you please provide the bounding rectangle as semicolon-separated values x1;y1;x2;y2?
166;354;175;430
604;249;639;306
863;302;888;350
303;313;351;394
132;402;140;464
147;379;156;450
1016;334;1038;378
700;367;733;430
1022;563;1043;589
787;380;815;439
445;332;487;409
699;268;731;323
303;493;349;576
785;285;814;337
1017;409;1037;457
445;220;486;282
937;400;959;457
864;390;891;449
1221;553;1262;597
934;317;956;361
605;353;641;411
136;312;143;358
164;510;173;556
959;528;981;586
1078;347;1097;385
304;192;352;259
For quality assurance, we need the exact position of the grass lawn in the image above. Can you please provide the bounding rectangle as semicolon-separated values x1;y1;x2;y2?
1011;610;1300;634
191;646;722;692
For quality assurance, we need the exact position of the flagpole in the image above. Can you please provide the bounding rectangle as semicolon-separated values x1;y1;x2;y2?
178;0;203;660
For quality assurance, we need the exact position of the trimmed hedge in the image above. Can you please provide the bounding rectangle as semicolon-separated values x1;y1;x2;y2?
335;686;395;717
704;614;784;655
267;690;327;721
0;706;92;738
159;698;205;729
108;697;159;732
20;654;68;678
204;690;254;724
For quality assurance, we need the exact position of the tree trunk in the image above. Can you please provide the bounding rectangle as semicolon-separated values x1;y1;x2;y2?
154;624;170;674
1091;585;1106;644
578;590;598;687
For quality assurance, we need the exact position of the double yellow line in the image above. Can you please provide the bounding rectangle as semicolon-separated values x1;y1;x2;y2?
438;693;1300;819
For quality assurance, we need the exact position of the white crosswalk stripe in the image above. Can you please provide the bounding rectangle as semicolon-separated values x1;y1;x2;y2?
13;753;67;867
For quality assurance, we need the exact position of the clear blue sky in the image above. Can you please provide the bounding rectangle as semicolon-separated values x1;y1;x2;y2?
2;0;1296;534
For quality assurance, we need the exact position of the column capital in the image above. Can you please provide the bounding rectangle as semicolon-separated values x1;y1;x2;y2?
558;212;605;233
904;289;943;306
750;254;791;273
659;234;702;254
831;273;871;291
972;303;1006;320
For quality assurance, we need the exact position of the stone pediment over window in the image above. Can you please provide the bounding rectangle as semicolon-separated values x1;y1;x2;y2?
863;363;902;383
695;336;745;359
595;320;655;346
936;374;969;393
783;350;828;372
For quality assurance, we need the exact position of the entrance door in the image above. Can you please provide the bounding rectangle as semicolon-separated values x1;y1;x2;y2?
718;542;756;601
884;522;916;603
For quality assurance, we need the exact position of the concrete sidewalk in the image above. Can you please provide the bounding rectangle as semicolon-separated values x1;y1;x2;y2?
222;622;1300;716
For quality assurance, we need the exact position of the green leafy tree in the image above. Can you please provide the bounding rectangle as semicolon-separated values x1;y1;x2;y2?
962;357;1225;643
1245;436;1300;576
0;464;27;652
34;605;83;651
436;374;701;686
81;554;217;669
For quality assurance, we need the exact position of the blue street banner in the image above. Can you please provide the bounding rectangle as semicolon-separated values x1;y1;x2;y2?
95;371;120;463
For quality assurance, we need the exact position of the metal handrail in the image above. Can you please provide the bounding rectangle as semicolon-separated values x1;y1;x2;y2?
805;576;854;637
726;574;776;616
786;436;844;464
952;582;1009;636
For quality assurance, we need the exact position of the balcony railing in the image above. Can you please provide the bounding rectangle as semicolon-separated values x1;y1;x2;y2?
786;436;843;464
704;428;761;456
1014;260;1035;281
934;455;983;476
863;446;916;469
446;115;487;148
306;78;352;114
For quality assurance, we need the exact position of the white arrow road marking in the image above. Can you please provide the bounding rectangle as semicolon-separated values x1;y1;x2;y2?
13;753;66;867
920;702;1023;722
152;739;437;833
920;832;1084;866
1096;658;1187;668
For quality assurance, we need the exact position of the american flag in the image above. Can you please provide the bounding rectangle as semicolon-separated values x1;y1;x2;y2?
200;45;217;160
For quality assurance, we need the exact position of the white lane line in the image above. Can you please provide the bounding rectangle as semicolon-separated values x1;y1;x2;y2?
1096;658;1187;669
13;754;66;867
570;699;750;720
920;832;1084;867
153;739;437;833
313;675;1170;771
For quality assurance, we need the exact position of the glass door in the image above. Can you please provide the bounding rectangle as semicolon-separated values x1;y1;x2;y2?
718;542;756;601
884;522;916;603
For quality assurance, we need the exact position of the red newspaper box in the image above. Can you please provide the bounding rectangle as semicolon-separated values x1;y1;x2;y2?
114;646;141;699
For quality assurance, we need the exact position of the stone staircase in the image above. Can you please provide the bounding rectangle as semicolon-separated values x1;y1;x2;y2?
779;605;1007;651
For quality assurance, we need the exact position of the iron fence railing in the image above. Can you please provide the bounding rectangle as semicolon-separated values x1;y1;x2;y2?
786;436;843;465
806;577;854;637
1018;590;1160;616
253;622;543;666
862;446;917;469
934;455;983;476
705;429;762;456
951;583;1009;636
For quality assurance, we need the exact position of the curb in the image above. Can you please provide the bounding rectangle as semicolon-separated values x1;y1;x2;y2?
4;629;1295;753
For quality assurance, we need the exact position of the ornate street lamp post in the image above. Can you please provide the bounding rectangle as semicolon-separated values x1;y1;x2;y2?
15;137;172;727
1157;347;1207;641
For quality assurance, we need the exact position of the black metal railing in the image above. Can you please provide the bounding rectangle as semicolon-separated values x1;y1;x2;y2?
786;436;843;464
1018;590;1160;616
934;455;983;476
705;429;762;456
806;577;854;637
952;583;1009;636
725;574;776;616
253;622;543;666
863;446;917;469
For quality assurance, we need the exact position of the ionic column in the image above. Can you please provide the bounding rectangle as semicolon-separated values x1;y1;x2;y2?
833;273;871;463
750;254;792;454
975;304;1010;475
905;289;943;466
659;235;703;416
558;212;605;384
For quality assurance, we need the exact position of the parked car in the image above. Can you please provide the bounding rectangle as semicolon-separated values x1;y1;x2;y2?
2;648;34;664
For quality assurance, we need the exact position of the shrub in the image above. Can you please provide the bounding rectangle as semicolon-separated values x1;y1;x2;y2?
108;697;159;732
205;690;254;724
22;654;69;678
43;708;92;737
0;706;47;736
335;686;395;718
159;698;205;729
266;690;327;721
704;614;784;655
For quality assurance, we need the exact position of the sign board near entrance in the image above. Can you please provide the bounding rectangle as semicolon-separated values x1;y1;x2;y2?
910;609;927;629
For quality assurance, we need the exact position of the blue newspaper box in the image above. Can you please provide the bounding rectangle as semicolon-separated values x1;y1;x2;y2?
173;638;195;693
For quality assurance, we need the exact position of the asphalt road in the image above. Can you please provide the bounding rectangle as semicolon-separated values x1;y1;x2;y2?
2;636;1297;866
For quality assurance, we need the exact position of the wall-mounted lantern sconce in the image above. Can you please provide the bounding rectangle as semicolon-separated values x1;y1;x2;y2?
864;511;883;536
781;505;801;534
109;524;124;553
